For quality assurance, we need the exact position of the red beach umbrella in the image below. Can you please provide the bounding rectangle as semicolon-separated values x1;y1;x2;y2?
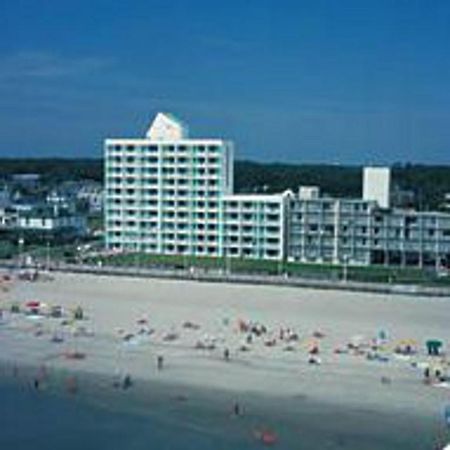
253;428;278;446
26;301;40;308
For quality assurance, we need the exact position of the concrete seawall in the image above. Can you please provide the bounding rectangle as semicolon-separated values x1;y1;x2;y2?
2;261;449;298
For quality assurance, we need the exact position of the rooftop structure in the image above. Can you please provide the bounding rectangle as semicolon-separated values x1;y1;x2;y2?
363;167;391;209
145;112;189;141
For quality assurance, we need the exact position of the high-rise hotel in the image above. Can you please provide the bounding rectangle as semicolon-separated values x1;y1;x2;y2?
104;113;450;268
104;113;234;257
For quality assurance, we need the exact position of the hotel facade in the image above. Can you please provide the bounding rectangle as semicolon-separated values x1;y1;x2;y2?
104;113;450;269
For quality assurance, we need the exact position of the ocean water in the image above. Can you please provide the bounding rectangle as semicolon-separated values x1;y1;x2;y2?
0;381;446;450
0;383;250;450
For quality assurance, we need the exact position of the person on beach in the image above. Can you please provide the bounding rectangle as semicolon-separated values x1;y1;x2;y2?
157;355;164;370
224;348;230;361
233;401;241;416
122;373;132;389
65;376;78;394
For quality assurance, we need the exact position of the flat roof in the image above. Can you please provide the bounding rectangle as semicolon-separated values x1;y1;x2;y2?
105;138;230;146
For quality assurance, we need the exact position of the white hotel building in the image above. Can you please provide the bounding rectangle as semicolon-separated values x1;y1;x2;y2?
104;113;234;257
104;113;450;268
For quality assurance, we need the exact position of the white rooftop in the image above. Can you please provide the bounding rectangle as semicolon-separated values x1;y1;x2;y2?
145;112;189;141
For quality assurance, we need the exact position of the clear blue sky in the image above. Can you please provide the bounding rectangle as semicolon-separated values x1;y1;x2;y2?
1;0;450;164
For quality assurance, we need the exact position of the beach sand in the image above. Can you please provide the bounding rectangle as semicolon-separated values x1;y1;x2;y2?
1;272;449;449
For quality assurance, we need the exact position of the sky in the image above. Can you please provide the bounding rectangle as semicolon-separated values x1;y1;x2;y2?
1;0;450;164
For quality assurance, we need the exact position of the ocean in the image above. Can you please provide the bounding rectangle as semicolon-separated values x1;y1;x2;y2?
0;383;251;450
1;378;445;450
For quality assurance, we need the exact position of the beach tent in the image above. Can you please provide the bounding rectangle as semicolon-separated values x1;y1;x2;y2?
426;339;443;356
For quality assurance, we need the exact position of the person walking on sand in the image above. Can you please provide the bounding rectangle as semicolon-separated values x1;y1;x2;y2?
424;366;431;384
233;401;241;416
224;348;230;361
157;355;164;370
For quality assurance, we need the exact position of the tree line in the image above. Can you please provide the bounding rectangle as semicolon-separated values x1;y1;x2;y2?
0;158;449;210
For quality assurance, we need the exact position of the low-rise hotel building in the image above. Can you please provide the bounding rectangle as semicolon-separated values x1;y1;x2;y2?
287;187;450;269
223;192;291;261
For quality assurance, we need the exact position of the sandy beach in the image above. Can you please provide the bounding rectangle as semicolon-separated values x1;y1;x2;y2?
1;272;450;449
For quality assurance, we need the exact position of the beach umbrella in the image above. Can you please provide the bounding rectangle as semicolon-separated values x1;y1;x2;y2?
349;335;366;347
253;428;278;446
378;329;388;341
303;337;320;352
26;300;40;308
426;339;443;356
392;339;418;350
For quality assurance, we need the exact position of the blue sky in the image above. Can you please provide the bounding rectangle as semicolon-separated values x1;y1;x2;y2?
1;0;450;164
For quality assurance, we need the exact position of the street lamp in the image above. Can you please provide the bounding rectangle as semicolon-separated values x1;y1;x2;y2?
17;237;24;270
342;254;349;283
278;258;283;278
226;248;231;275
46;241;50;271
134;243;141;272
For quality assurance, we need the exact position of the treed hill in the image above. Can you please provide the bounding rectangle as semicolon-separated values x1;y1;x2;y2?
0;158;449;210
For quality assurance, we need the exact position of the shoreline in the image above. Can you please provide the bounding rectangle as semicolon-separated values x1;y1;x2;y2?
0;359;445;450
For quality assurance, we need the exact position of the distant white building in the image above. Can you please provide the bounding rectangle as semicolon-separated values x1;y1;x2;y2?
444;193;450;211
17;209;86;234
76;182;103;213
46;189;76;212
0;204;87;235
363;167;391;209
12;173;41;189
298;186;320;200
